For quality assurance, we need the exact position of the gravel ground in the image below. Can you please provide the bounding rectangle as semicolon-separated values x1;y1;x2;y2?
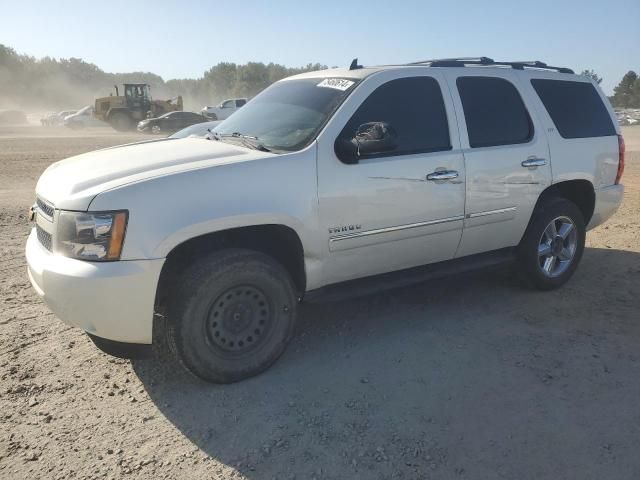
1;126;639;480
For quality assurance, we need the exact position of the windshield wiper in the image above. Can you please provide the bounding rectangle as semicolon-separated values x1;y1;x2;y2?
213;131;271;152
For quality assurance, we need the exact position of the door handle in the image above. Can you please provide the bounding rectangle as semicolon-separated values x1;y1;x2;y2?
521;158;547;168
426;170;459;181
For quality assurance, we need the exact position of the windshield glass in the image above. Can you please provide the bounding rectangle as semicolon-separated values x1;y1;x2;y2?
213;77;358;152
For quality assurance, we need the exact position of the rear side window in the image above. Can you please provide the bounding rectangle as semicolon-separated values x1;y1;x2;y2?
341;76;451;157
457;77;533;148
531;79;616;139
236;99;246;107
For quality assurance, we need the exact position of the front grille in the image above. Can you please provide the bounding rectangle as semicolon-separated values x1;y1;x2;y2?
36;197;54;219
36;224;53;252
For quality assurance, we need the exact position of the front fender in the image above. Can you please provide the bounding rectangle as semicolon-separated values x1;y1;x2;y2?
88;146;323;276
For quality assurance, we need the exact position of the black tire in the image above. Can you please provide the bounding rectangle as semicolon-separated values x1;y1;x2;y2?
166;249;298;383
517;197;586;290
109;112;133;132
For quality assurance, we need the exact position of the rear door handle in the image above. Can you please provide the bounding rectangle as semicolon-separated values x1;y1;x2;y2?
521;158;547;168
426;170;459;181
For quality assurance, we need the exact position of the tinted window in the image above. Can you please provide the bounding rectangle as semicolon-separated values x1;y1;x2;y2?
457;77;533;148
531;79;615;139
340;77;450;158
236;99;246;107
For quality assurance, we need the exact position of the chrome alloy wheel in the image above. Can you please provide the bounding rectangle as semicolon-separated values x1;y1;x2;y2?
151;125;161;134
537;216;578;278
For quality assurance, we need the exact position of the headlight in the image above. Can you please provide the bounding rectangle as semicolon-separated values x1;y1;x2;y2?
54;211;128;261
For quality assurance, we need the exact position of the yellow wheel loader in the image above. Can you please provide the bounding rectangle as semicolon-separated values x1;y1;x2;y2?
94;84;183;131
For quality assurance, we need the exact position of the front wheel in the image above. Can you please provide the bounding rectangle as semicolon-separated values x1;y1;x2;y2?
517;197;586;290
151;125;161;134
109;112;133;132
166;249;298;383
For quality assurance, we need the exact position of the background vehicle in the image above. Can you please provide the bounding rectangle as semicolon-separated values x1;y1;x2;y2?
41;110;76;126
94;83;183;131
137;111;208;134
27;58;624;384
63;106;104;129
169;120;222;138
201;98;247;120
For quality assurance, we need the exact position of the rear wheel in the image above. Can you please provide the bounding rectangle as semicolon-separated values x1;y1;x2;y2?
166;249;298;383
109;112;133;132
517;197;586;290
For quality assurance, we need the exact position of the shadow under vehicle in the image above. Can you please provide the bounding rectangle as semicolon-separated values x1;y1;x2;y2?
132;246;640;479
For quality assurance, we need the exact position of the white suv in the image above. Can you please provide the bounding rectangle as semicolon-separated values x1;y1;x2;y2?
26;57;624;383
200;98;247;120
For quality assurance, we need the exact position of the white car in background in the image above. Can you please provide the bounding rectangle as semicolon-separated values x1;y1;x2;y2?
41;110;76;126
64;106;104;129
200;98;247;120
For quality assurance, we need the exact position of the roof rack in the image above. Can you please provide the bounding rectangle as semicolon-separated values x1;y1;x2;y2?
365;57;574;74
413;57;574;74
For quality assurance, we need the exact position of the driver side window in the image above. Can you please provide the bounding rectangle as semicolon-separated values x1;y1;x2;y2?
339;76;451;160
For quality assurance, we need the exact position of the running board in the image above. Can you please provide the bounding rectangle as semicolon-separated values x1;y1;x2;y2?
304;248;515;303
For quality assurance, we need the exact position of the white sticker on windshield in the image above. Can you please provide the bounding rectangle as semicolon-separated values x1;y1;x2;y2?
317;78;355;91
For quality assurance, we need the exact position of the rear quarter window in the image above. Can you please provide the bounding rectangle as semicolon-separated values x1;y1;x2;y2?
531;79;616;139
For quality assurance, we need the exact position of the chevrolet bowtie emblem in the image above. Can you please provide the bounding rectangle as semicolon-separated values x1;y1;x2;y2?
28;205;37;222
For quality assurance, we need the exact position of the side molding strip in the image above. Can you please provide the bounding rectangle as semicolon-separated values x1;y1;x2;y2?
329;215;465;243
466;206;516;219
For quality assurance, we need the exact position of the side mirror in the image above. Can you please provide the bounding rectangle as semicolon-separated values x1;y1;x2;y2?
335;122;398;164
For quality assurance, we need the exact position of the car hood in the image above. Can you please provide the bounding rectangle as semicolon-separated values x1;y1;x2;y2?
36;138;269;210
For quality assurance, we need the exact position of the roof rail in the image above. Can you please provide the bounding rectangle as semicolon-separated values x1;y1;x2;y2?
408;56;495;66
401;57;574;74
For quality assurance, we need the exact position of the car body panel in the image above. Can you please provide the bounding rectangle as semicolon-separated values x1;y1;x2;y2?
441;68;553;257
315;68;466;285
35;137;261;210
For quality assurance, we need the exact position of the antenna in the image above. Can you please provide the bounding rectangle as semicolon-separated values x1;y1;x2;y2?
349;58;362;70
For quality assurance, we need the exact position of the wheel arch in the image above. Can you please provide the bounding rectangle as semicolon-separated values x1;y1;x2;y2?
154;224;307;313
534;179;596;224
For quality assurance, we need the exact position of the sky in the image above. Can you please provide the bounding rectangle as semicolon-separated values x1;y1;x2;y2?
1;0;638;94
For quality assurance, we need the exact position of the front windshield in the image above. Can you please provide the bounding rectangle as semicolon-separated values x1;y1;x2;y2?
213;77;359;152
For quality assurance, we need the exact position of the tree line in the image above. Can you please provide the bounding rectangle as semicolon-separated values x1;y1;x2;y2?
1;43;638;111
610;71;640;109
0;44;327;111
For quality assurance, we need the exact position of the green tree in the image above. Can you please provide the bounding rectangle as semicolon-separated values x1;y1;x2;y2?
580;69;602;84
612;70;639;108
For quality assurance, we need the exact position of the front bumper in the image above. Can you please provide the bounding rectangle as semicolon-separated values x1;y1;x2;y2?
587;184;624;230
25;229;164;344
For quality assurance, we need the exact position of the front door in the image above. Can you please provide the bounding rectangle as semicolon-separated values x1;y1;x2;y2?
316;70;466;286
442;70;552;257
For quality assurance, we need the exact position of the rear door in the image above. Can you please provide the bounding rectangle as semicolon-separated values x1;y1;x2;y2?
442;70;551;257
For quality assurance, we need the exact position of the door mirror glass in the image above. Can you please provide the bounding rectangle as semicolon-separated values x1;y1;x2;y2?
335;122;398;163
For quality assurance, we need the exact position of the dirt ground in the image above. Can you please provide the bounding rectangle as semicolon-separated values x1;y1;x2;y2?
1;125;639;480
